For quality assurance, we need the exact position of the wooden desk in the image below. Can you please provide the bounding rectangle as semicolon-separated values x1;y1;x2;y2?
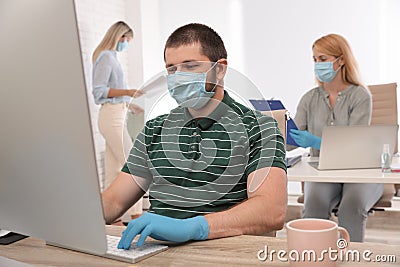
0;226;398;266
287;156;400;183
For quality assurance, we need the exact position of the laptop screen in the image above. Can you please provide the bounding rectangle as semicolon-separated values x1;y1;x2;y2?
317;125;398;170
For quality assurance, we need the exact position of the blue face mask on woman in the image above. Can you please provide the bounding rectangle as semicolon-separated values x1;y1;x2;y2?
116;38;129;52
167;63;218;110
314;57;342;83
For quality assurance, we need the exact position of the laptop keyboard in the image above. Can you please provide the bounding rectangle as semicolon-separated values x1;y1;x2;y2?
105;235;168;263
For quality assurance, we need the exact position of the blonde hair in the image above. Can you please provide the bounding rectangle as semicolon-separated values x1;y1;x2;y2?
92;21;133;64
313;34;365;88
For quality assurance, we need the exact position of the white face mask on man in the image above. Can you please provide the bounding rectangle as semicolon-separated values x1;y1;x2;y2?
167;62;218;110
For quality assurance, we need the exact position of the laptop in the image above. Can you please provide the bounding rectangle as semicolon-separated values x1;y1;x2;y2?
0;0;166;263
311;125;398;170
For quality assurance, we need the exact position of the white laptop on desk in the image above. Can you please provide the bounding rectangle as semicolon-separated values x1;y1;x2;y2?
0;0;166;263
310;125;398;170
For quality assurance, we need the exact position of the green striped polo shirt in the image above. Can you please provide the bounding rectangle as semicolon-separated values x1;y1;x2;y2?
122;91;286;219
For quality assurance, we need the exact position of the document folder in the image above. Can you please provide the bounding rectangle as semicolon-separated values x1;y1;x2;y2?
249;99;299;146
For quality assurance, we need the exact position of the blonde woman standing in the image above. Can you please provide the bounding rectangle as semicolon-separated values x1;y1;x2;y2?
92;21;143;221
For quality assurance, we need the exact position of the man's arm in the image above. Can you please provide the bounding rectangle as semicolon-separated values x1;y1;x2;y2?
102;171;147;224
116;166;286;249
205;166;287;239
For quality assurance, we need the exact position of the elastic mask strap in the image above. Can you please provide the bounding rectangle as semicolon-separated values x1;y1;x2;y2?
205;62;219;92
332;56;342;72
333;56;341;63
333;55;343;72
205;62;218;74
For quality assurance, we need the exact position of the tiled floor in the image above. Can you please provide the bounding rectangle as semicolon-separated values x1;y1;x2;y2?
280;195;400;244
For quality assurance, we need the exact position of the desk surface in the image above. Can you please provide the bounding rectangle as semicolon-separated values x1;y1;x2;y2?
0;226;399;266
287;156;400;183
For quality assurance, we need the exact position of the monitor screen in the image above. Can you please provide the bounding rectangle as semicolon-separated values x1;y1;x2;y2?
0;0;107;254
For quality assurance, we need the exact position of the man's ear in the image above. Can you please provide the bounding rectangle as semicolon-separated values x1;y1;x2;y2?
216;59;228;80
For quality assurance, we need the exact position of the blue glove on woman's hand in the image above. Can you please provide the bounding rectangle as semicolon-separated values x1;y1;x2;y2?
289;129;321;150
118;212;209;249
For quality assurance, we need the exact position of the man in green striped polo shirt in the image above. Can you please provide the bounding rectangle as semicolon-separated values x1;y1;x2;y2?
102;23;287;249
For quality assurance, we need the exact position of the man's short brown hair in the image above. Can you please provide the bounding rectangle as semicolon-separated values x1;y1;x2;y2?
164;23;227;62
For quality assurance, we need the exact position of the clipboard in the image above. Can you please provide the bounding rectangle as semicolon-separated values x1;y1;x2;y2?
249;99;299;146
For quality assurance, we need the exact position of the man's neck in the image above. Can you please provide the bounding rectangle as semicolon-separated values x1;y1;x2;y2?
188;86;224;119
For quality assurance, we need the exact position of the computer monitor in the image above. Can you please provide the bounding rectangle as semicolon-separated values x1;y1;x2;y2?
0;0;107;254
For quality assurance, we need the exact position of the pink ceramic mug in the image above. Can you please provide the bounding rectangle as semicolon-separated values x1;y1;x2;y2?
286;218;350;267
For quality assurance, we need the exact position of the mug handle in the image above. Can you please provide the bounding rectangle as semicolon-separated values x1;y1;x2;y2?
337;226;350;251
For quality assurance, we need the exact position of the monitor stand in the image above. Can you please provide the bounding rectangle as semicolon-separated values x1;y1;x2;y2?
0;230;28;245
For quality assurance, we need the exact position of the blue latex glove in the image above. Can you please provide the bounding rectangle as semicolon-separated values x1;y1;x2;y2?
118;212;209;249
289;129;321;150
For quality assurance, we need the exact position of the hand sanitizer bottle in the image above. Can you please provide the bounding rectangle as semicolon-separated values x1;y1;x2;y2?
381;144;392;173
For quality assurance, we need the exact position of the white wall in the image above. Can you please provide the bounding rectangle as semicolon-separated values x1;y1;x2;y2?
139;0;400;115
75;0;144;189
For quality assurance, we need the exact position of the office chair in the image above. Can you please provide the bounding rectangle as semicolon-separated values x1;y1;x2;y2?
369;82;399;203
297;82;398;212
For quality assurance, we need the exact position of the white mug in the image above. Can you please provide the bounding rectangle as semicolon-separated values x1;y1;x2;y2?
286;218;350;267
